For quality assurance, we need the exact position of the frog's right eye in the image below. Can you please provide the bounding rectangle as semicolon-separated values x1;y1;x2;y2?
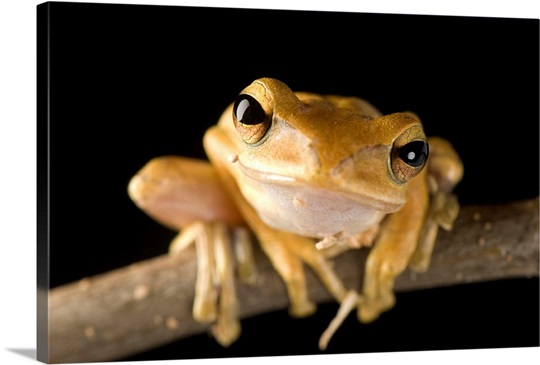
233;94;272;145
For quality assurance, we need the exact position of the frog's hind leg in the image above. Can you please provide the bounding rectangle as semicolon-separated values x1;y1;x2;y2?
358;137;463;322
408;190;460;272
410;137;463;272
254;228;348;317
358;169;430;323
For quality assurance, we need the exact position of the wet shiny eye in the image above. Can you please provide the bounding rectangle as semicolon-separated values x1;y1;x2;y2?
398;140;428;167
391;137;429;183
233;94;265;125
232;94;271;144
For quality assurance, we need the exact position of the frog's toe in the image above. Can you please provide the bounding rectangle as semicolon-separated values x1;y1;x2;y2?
212;319;241;347
289;300;317;318
233;227;259;285
170;221;244;346
357;292;395;323
179;222;218;323
211;222;243;345
357;302;381;323
409;253;431;273
193;292;218;323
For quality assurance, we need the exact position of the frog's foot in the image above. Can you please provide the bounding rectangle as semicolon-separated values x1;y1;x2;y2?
263;237;317;318
170;222;216;322
318;271;396;349
209;223;241;347
169;221;250;347
357;286;395;323
256;230;348;318
411;137;463;272
232;226;258;285
357;244;407;323
316;226;380;258
410;190;460;272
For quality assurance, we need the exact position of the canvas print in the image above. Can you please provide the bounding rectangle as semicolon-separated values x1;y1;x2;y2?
37;2;539;363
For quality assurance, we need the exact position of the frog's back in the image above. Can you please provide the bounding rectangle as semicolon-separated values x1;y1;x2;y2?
295;92;383;119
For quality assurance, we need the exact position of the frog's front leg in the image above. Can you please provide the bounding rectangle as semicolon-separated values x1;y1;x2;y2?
359;137;463;322
128;156;254;346
358;169;429;323
251;219;348;317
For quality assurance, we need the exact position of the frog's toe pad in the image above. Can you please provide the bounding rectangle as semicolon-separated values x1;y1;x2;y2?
409;256;430;273
357;294;395;323
193;299;218;323
289;301;316;318
212;320;241;347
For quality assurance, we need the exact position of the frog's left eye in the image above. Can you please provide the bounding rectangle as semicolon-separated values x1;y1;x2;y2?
398;141;428;167
391;139;429;183
232;94;272;145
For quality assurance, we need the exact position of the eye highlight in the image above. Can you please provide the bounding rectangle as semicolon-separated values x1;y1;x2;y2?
232;94;272;144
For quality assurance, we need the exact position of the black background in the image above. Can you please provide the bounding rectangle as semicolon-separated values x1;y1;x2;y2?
42;1;539;360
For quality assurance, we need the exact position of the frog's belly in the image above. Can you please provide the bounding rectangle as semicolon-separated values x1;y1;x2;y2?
240;178;387;238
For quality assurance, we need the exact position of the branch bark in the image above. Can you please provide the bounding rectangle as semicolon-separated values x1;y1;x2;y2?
47;197;539;363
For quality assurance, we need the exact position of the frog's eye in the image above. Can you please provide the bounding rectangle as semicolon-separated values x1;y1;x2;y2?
399;141;428;167
391;140;429;183
232;94;272;145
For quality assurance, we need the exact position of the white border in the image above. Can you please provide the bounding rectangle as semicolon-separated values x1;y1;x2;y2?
0;1;538;364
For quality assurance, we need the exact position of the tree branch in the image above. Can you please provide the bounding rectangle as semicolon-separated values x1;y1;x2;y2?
47;198;539;363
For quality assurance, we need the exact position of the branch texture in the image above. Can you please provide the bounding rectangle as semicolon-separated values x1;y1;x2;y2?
47;198;539;363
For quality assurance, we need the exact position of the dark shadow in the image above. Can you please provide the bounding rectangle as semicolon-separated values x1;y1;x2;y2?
7;348;36;360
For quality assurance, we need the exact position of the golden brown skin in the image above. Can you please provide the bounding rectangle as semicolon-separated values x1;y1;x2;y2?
128;78;463;347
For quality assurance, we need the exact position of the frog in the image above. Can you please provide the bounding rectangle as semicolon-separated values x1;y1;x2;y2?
128;78;463;349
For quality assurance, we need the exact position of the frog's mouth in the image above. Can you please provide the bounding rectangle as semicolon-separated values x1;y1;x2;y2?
237;160;403;212
236;161;404;238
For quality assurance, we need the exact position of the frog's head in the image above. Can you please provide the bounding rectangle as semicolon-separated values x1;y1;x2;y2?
223;78;428;238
